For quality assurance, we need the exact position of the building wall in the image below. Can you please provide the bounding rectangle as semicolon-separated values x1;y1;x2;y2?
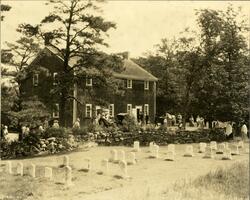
21;49;73;127
77;79;156;124
22;49;157;127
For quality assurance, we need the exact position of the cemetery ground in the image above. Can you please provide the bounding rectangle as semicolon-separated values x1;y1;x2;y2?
0;142;249;200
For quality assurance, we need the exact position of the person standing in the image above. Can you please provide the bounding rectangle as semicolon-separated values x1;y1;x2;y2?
225;122;233;139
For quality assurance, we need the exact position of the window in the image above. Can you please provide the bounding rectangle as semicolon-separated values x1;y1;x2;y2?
86;78;92;86
33;74;39;86
95;106;101;117
109;104;114;117
127;104;132;115
127;79;132;89
144;81;149;90
144;104;149;116
53;72;58;85
53;103;59;118
85;104;92;118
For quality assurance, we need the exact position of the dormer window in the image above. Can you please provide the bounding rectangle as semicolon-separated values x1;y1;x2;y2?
33;74;39;86
127;79;132;89
53;72;58;85
86;78;92;86
144;81;149;90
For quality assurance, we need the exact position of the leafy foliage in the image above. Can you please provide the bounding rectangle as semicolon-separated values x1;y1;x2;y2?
18;0;124;126
135;5;249;126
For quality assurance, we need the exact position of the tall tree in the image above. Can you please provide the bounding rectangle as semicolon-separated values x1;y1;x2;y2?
18;0;123;126
1;37;49;131
195;6;249;126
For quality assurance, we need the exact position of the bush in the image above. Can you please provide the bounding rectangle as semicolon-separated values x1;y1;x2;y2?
42;127;69;139
119;115;140;132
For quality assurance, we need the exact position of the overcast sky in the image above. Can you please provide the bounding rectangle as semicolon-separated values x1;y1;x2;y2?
1;1;250;58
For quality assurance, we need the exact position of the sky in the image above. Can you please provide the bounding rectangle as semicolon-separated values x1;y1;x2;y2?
1;1;250;58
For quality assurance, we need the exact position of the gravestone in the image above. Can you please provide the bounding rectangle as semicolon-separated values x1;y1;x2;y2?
63;155;69;167
6;161;12;174
231;144;240;155
133;141;140;152
100;159;109;174
184;145;194;157
165;151;175;161
109;149;118;163
238;141;244;148
149;142;155;153
44;167;53;180
203;146;214;159
64;166;73;187
222;148;232;160
198;143;207;153
167;144;176;155
216;143;226;154
28;164;36;178
127;152;136;165
119;160;129;179
118;150;126;162
210;141;217;150
224;142;229;149
150;145;159;158
16;162;23;176
84;158;91;171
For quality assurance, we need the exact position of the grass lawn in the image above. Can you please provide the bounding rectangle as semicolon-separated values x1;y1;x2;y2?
0;142;249;200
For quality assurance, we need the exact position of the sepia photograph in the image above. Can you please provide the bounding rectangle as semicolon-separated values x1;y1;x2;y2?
0;0;249;199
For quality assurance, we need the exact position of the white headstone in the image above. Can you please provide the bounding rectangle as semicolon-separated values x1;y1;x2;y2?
28;164;36;178
184;145;194;157
100;159;109;174
65;166;73;187
216;143;226;154
151;145;159;158
198;143;207;153
224;142;229;149
44;167;53;180
127;152;136;165
165;151;175;161
210;141;217;150
133;141;140;152
119;160;129;179
84;158;91;171
222;148;232;160
167;144;176;155
6;161;12;174
203;146;214;159
16;162;23;176
238;141;244;148
231;144;240;155
109;149;118;163
118;150;126;162
63;155;69;167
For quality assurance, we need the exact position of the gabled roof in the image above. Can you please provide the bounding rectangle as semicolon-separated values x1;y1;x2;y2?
35;46;158;81
114;59;158;81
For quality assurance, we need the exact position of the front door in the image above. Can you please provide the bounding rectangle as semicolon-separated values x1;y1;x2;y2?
135;106;142;122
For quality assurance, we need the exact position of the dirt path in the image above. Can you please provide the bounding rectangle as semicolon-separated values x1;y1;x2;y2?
1;143;249;200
